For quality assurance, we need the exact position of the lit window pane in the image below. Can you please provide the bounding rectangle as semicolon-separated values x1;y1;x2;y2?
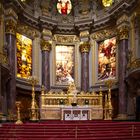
98;37;116;80
56;45;74;85
16;33;32;78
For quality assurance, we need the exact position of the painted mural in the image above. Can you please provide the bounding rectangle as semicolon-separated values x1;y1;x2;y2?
98;37;116;80
56;45;74;85
16;33;32;79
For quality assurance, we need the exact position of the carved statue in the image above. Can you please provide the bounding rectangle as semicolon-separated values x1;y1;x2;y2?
67;82;78;105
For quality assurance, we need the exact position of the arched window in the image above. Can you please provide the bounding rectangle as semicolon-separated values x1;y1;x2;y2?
16;33;32;78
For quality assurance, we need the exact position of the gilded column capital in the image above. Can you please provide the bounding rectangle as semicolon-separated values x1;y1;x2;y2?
117;25;129;40
42;29;52;37
80;30;89;39
79;42;90;53
5;19;17;35
40;39;52;52
116;14;129;40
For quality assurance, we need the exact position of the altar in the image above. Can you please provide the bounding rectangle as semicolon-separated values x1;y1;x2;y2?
39;83;104;120
61;106;91;120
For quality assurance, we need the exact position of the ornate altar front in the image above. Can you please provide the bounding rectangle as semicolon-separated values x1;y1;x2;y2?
61;106;91;120
40;83;103;120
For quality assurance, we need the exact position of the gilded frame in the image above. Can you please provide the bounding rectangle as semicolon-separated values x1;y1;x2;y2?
50;34;80;87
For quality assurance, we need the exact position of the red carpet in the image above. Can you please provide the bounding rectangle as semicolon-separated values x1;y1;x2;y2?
0;121;140;140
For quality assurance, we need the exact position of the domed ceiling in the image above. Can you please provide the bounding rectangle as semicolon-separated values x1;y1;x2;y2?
4;0;137;34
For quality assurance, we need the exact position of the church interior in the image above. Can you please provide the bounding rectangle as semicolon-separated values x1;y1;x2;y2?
0;0;140;139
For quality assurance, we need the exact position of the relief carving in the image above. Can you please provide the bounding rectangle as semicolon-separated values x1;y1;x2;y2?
91;28;117;41
17;24;39;39
79;0;90;15
54;34;78;43
5;19;17;35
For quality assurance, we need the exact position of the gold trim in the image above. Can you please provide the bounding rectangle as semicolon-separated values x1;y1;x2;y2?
128;58;140;70
5;19;17;35
117;25;129;40
80;30;89;38
79;42;90;53
0;52;8;64
91;28;117;41
40;39;52;52
17;24;39;39
42;29;52;37
15;101;23;125
54;34;78;44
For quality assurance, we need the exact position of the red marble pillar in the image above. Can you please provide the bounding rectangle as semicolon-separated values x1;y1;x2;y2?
117;23;129;119
5;18;17;114
41;40;51;92
79;42;90;92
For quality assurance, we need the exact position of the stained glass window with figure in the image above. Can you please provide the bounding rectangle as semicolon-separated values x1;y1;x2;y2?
16;33;32;78
98;37;116;80
55;45;74;85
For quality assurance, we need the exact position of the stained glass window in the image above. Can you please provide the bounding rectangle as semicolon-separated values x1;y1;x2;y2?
57;0;72;15
56;45;74;85
16;33;32;78
98;37;116;80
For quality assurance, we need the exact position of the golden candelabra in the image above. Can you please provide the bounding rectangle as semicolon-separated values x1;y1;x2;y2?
104;78;116;120
15;101;23;124
28;75;39;121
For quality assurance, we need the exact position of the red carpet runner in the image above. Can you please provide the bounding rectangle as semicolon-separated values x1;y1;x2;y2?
0;121;140;140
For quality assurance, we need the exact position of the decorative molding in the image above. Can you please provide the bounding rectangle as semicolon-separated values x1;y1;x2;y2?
54;34;79;44
116;14;129;26
0;52;8;65
91;28;117;41
117;25;129;40
17;24;39;39
42;29;52;37
5;8;18;20
80;30;89;39
5;0;137;35
128;58;140;71
5;19;17;35
79;42;90;53
116;14;129;41
40;39;52;52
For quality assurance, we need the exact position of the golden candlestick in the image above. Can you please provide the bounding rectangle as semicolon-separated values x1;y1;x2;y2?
28;75;39;121
15;101;23;124
104;78;116;120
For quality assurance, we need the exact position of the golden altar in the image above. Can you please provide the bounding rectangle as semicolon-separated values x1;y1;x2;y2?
40;83;104;120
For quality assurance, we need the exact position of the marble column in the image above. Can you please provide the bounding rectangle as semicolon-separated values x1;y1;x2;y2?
5;13;17;114
134;14;140;59
41;39;51;91
117;15;129;120
0;64;2;116
79;42;90;92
